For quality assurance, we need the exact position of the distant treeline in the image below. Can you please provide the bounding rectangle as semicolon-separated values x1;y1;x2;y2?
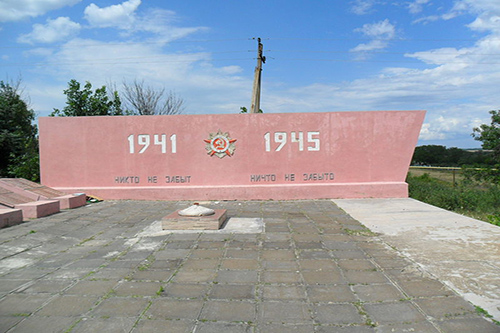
411;145;495;167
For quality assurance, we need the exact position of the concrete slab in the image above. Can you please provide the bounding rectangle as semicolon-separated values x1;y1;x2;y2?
162;209;227;230
335;198;500;322
0;208;23;227
54;193;86;210
15;200;60;220
137;217;264;237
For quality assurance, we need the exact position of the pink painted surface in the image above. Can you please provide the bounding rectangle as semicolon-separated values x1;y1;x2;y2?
15;200;60;220
0;209;23;227
39;111;425;200
55;194;87;210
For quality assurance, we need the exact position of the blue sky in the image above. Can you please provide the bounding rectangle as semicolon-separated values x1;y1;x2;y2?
1;0;500;148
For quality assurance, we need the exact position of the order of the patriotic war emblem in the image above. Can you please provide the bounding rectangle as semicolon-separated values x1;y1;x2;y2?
204;130;237;158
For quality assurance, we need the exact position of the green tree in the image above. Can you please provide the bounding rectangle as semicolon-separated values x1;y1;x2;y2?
51;79;125;117
0;80;39;181
472;110;500;161
465;110;500;184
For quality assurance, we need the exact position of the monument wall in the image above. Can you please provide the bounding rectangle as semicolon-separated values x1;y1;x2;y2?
39;111;425;200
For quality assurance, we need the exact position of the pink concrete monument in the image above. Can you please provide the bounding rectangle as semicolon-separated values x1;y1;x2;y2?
39;111;425;200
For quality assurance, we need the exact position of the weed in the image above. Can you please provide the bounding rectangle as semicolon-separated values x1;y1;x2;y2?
407;173;500;226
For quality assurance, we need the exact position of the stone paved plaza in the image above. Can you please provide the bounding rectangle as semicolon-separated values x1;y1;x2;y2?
0;200;498;332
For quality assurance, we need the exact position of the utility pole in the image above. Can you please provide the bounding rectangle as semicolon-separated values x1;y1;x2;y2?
250;38;265;113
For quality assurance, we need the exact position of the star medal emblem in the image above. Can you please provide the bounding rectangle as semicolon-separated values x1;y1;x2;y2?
204;130;237;158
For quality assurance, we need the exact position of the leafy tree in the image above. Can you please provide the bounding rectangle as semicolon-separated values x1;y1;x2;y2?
472;110;500;161
464;110;500;184
0;80;39;181
51;79;125;117
122;80;184;115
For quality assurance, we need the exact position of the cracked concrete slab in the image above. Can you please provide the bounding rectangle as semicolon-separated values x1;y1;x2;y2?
335;198;500;321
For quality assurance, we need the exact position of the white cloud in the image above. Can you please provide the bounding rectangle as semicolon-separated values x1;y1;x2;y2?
84;0;141;29
18;17;80;44
351;19;396;52
350;0;377;15
408;0;431;14
0;0;81;22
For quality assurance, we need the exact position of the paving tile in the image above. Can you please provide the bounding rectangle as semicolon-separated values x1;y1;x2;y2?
200;300;256;322
259;301;311;324
209;284;255;300
149;259;183;270
332;250;367;259
262;260;299;271
338;259;377;270
262;285;307;300
302;270;345;285
220;259;259;270
261;249;296;260
315;325;376;332
131;269;175;281
89;268;131;280
181;259;220;270
155;249;190;260
64;279;116;295
114;281;162;297
342;270;389;284
190;249;224;259
435;317;500;333
258;323;316;333
297;250;332;259
313;303;364;325
0;294;51;316
18;279;73;294
71;316;137;333
5;316;76;333
195;321;253;333
133;319;196;332
414;296;477;319
216;270;258;284
376;321;440;332
36;295;99;316
261;271;302;284
172;270;217;283
306;285;357;303
224;249;258;259
352;284;405;302
397;279;455;298
0;316;25;332
298;259;337;271
90;297;150;317
162;283;209;299
363;302;426;324
147;299;204;320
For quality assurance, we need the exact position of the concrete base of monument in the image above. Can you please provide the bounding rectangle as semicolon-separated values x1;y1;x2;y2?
51;182;409;201
162;209;227;230
0;209;23;228
55;193;87;210
15;200;60;220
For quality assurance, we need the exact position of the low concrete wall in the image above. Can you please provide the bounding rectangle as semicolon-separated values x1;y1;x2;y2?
39;111;425;200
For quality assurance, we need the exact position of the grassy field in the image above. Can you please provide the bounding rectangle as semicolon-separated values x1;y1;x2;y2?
407;167;500;226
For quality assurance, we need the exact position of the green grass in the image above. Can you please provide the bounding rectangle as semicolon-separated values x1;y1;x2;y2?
407;172;500;225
